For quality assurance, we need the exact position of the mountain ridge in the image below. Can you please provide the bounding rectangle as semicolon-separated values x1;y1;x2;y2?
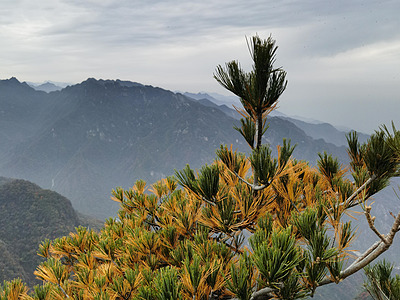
0;77;353;218
185;90;370;147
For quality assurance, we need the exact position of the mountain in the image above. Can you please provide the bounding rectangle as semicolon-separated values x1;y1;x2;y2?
0;78;247;217
185;93;356;161
187;91;370;147
183;91;237;106
0;77;352;219
192;97;241;120
281;116;370;147
31;82;63;93
0;78;57;160
0;176;101;286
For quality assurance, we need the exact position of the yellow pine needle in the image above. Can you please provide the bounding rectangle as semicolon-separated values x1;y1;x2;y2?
133;180;146;195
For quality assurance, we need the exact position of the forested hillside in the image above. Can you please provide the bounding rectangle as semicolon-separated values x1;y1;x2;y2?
0;177;101;286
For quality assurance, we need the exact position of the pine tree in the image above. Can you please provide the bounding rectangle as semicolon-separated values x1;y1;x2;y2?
2;35;400;300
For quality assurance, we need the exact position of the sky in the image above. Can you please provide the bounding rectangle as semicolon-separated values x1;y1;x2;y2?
1;0;399;133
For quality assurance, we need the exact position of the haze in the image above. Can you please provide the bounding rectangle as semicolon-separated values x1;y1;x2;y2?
1;0;399;133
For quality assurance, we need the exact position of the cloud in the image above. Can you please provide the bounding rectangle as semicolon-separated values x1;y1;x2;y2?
0;0;399;132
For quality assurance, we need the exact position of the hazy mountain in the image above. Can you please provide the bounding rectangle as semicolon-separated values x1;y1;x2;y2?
31;82;63;93
192;97;241;120
28;80;71;90
0;176;101;286
183;91;233;106
281;116;370;147
0;78;56;159
0;78;249;217
187;91;369;147
0;77;357;219
206;92;243;107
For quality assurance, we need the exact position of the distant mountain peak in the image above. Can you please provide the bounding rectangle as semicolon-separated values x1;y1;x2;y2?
80;78;144;88
0;77;21;86
183;92;219;103
0;77;35;92
32;82;62;93
116;79;144;88
8;76;20;83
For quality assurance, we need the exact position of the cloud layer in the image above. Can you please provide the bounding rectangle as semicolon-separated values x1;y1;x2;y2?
1;0;399;132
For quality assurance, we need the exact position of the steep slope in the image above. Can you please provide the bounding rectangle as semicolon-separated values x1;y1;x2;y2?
0;78;55;159
0;177;80;285
0;176;102;286
0;239;30;284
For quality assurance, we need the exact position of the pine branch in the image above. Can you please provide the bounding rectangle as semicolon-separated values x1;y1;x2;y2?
319;209;400;286
365;206;387;244
93;255;120;269
230;286;276;300
232;170;270;191
289;197;300;213
346;175;376;207
250;286;276;299
202;196;217;206
386;209;400;240
352;240;381;266
57;283;69;298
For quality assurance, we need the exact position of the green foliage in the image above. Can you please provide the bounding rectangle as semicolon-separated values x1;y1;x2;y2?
175;164;220;203
214;35;287;150
346;131;365;171
31;283;52;300
252;226;302;289
364;260;400;300
0;279;27;300
292;208;321;241
196;164;220;202
234;117;256;149
182;254;202;295
154;267;182;300
214;35;287;116
347;126;400;198
364;131;398;178
174;164;197;193
249;145;278;185
279;139;296;169
318;151;341;185
225;253;253;300
216;145;246;174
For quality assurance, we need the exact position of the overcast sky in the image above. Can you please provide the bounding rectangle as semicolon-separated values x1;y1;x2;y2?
1;0;399;133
